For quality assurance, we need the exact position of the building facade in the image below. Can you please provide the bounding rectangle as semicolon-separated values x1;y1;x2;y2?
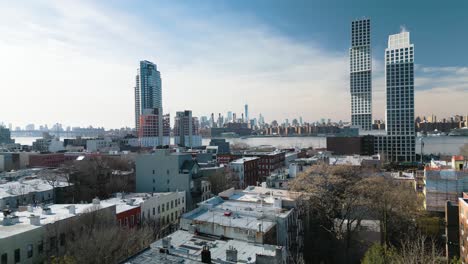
383;31;416;162
138;108;170;147
134;61;162;130
135;150;201;210
350;18;372;131
228;157;260;188
174;110;202;148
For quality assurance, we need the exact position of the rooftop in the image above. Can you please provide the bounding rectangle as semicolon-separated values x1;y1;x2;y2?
104;192;185;214
230;157;259;164
125;230;281;264
182;196;289;233
0;202;115;239
0;177;69;199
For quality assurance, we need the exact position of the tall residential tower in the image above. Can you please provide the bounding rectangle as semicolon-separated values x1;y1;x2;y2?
384;31;415;162
134;61;162;130
350;18;372;131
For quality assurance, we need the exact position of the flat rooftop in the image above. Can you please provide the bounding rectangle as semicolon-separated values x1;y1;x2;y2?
230;157;259;164
0;202;115;239
125;230;280;264
183;197;286;233
104;192;185;214
220;186;301;203
0;177;69;199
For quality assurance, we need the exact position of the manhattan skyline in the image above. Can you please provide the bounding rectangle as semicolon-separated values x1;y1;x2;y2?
0;0;467;128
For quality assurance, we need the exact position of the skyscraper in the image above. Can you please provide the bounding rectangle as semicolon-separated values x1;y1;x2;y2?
134;60;162;130
244;104;249;123
350;18;372;131
384;31;415;162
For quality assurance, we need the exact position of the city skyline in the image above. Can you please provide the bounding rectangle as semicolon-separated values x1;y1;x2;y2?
0;1;467;128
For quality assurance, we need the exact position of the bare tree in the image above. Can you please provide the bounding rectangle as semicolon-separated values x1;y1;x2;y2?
289;165;368;263
38;169;69;203
48;206;159;264
460;143;468;157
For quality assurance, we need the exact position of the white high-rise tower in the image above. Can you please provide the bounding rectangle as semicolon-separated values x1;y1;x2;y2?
384;31;415;162
350;18;372;131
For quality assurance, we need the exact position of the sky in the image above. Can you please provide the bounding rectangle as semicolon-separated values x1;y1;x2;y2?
0;0;467;129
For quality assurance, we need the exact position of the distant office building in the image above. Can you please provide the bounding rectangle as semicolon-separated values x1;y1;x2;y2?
376;31;415;162
138;108;170;147
245;104;249;123
327;136;375;156
134;60;162;130
0;126;13;144
174;110;202;148
227;111;233;122
350;18;372;131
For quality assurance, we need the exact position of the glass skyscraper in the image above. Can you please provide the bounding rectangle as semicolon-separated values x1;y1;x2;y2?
383;31;415;162
134;60;162;130
350;18;372;131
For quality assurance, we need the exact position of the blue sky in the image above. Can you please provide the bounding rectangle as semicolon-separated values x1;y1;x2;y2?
0;0;467;128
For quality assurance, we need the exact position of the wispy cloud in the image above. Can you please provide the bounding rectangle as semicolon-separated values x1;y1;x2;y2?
0;0;466;128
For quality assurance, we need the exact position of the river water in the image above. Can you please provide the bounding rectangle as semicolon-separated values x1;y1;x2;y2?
13;136;468;156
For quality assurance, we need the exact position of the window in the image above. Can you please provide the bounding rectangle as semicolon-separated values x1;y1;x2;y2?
38;240;44;253
158;206;160;213
152;170;155;174
171;201;173;209
14;249;20;263
153;207;156;215
162;204;165;212
1;253;7;264
27;244;33;258
60;233;66;246
131;215;135;226
50;236;57;250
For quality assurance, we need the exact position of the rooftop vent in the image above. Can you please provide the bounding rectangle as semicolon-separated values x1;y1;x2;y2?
42;207;52;215
92;198;100;205
126;198;136;206
226;246;238;262
162;237;172;249
29;214;41;226
67;205;76;215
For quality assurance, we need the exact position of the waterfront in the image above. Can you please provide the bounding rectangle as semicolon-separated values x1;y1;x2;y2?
13;136;468;156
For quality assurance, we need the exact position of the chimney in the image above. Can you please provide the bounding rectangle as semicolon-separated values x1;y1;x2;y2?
226;246;238;262
29;215;41;226
92;198;100;205
27;206;33;213
68;205;76;215
201;246;211;263
116;192;123;199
